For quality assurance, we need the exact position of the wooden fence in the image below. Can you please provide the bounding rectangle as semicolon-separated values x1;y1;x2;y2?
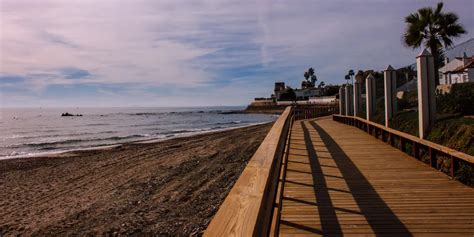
333;114;474;178
293;104;339;120
204;107;293;237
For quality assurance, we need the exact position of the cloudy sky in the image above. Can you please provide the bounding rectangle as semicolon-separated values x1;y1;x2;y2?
1;0;473;107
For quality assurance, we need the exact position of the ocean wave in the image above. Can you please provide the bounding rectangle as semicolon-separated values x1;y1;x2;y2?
2;131;116;140
132;112;161;116
8;134;149;149
84;123;111;126
215;120;245;125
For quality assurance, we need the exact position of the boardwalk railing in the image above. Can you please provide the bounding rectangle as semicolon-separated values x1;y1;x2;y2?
294;104;339;120
204;105;340;236
204;107;294;237
333;114;474;178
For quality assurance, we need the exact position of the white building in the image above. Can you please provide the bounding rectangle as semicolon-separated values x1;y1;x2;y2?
439;54;474;84
294;87;322;100
308;96;337;104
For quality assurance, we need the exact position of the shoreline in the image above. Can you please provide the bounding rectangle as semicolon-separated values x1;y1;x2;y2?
0;123;273;235
0;121;273;161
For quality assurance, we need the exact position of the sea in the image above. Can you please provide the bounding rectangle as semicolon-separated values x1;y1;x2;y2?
0;107;277;159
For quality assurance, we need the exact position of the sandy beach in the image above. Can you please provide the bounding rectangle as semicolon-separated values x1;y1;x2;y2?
0;123;272;236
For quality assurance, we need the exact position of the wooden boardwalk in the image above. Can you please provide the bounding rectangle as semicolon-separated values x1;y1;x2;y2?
278;117;474;236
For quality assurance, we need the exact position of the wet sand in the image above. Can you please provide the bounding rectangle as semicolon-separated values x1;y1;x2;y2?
0;123;272;236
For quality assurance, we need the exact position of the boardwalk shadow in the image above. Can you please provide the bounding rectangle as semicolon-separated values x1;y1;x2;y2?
301;122;343;236
307;120;411;236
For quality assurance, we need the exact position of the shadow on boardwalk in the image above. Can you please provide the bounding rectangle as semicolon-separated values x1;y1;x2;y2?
290;120;411;235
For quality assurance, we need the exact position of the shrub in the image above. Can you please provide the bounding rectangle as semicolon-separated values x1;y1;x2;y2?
437;82;474;115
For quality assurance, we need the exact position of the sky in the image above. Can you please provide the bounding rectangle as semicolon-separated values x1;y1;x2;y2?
1;0;473;107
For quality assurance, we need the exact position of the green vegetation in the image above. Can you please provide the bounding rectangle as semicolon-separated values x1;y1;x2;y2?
437;83;474;115
368;83;474;185
323;84;340;96
278;87;296;101
429;117;474;155
374;83;474;155
303;67;317;88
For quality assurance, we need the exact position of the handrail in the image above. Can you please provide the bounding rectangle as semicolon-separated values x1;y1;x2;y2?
204;107;293;237
294;104;339;120
333;114;474;177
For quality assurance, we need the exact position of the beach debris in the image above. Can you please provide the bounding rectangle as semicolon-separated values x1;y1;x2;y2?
61;112;83;117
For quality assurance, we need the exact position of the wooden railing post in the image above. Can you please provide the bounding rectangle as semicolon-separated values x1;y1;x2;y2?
413;142;420;160
429;148;437;168
450;156;458;178
400;137;406;153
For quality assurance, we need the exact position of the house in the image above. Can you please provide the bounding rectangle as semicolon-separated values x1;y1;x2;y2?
294;87;322;100
272;81;323;101
439;53;474;84
438;38;474;85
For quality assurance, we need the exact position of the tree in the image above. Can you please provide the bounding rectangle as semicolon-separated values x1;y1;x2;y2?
403;2;466;85
318;81;325;88
344;74;350;85
279;87;296;101
323;84;340;96
303;67;317;88
304;71;309;81
348;69;355;85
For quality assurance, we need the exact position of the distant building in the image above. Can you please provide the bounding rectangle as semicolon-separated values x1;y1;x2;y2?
439;38;473;85
294;87;322;100
439;53;474;84
308;96;337;104
273;82;286;100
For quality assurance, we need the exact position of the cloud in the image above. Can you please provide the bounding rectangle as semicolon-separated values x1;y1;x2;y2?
0;75;25;84
1;0;473;107
60;67;91;80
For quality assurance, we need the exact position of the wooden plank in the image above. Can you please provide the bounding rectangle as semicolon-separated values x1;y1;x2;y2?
279;117;474;236
204;107;292;237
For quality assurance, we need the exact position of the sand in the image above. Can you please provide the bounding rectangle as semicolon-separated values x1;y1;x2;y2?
0;123;272;236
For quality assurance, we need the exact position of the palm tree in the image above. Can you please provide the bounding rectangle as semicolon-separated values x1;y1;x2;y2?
304;71;309;81
403;2;466;85
308;68;315;77
318;81;325;88
310;75;317;87
348;69;355;85
304;67;317;87
344;74;350;85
